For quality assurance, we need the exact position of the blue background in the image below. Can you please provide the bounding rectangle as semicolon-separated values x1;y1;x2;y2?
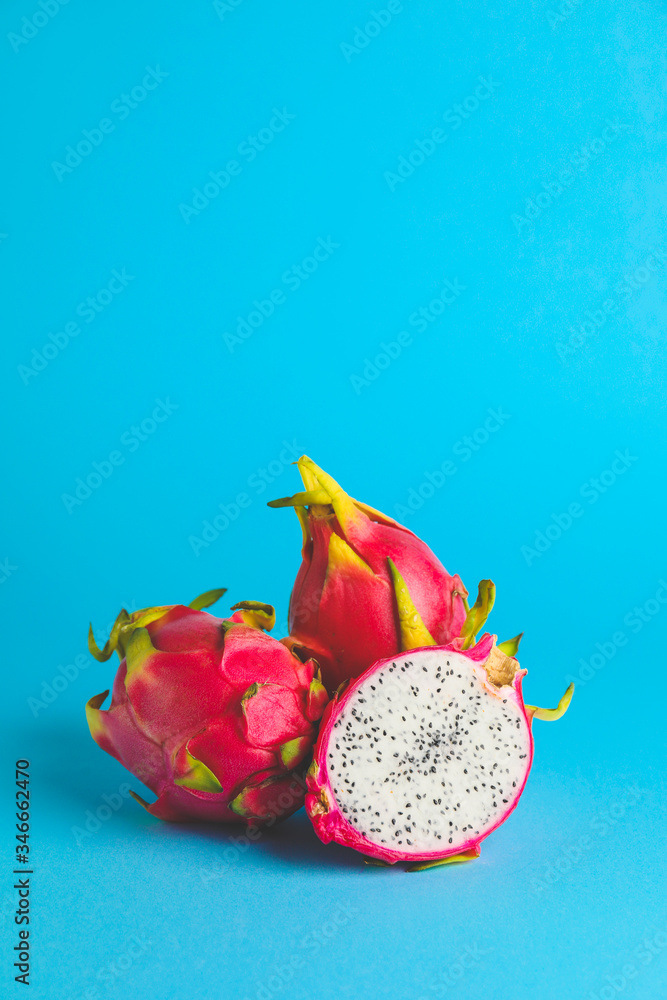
2;1;666;998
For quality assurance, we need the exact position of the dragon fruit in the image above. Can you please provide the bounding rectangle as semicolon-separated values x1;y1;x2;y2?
268;455;468;691
85;589;329;825
305;582;572;869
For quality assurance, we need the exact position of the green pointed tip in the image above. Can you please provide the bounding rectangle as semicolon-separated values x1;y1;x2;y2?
497;632;524;656
85;690;109;743
527;682;574;722
88;623;110;661
241;682;261;707
460;580;496;650
189;587;227;611
388;558;436;651
128;789;153;812
363;856;391;867
279;735;311;768
174;749;224;793
124;627;156;682
230;601;276;631
229;786;257;818
407;849;480;872
88;608;130;662
267;489;331;508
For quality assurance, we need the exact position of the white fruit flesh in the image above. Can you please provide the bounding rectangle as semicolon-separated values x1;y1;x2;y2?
325;649;531;855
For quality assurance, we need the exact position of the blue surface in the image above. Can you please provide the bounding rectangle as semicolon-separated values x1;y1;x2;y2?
2;2;666;998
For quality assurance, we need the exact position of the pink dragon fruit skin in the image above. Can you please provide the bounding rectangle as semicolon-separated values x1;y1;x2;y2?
268;456;468;692
85;591;329;825
305;628;573;870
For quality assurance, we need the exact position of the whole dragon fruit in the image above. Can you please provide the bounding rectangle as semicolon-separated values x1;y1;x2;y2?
268;456;468;691
85;589;329;825
305;582;572;870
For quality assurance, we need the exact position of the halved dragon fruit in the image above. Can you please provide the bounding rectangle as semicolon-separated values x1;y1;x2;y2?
306;586;572;870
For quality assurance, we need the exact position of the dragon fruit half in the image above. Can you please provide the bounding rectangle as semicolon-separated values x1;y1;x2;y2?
85;589;328;825
268;455;468;691
305;583;572;870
